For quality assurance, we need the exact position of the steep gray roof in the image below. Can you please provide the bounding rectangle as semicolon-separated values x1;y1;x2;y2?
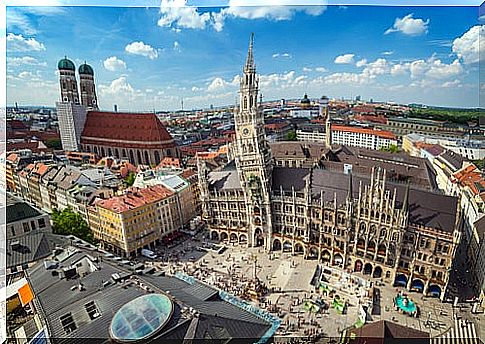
272;167;458;233
208;164;242;191
6;194;42;224
7;231;52;269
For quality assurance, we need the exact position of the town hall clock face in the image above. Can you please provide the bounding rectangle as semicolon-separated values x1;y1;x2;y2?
242;127;250;136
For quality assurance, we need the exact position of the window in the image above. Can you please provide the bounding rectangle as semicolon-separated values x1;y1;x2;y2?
85;301;101;320
60;313;77;334
9;226;15;237
23;222;30;233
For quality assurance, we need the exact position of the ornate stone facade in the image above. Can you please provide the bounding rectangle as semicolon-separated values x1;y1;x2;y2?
198;35;462;300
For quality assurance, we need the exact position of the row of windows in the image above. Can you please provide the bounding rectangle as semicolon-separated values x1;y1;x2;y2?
9;217;47;237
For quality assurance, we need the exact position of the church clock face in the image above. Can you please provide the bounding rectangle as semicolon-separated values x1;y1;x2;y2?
242;127;250;137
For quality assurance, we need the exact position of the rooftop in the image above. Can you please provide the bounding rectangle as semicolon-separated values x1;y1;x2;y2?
26;245;273;342
6;194;42;223
81;111;174;144
97;185;174;213
331;124;397;140
347;319;429;342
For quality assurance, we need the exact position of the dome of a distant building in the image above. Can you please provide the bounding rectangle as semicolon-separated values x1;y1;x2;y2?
301;94;311;107
79;62;94;75
58;57;75;71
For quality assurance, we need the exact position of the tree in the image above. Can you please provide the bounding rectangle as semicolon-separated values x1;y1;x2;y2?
124;171;136;186
286;131;297;141
44;138;62;150
380;144;400;153
51;208;95;244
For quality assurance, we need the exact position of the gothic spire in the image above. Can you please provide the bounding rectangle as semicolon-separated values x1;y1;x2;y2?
245;33;255;70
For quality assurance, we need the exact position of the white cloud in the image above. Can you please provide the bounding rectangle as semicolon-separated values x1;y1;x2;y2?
382;51;394;55
390;63;408;76
173;41;181;52
452;25;484;64
158;0;326;32
8;56;46;66
355;59;367;67
125;41;158;59
99;76;135;96
18;71;34;79
362;58;389;77
103;56;126;71
158;0;211;30
272;52;291;58
385;14;429;36
223;0;325;21
212;10;225;32
7;33;45;52
315;67;327;72
303;67;312;72
441;79;462;88
389;57;463;80
425;59;462;79
334;53;354;64
322;72;370;85
207;77;227;92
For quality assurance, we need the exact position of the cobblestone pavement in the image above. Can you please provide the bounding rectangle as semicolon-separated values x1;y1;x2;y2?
137;235;485;341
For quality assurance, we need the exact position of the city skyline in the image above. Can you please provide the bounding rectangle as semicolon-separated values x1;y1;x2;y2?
6;4;482;111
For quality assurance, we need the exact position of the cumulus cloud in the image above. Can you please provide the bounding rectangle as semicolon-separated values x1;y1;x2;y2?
206;75;241;92
207;77;227;92
303;67;312;72
223;0;325;21
382;51;394;55
385;14;429;36
334;53;354;64
355;59;367;67
452;25;484;64
98;76;135;96
389;57;463;80
322;72;370;85
315;67;327;72
425;59;462;79
8;56;46;66
158;0;326;32
103;56;126;71
158;0;211;30
125;41;158;59
7;33;45;52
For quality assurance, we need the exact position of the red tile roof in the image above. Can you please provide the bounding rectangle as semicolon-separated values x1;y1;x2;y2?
157;157;181;169
331;124;397;140
453;164;485;199
354;114;388;124
6;153;18;163
97;184;174;213
81;111;174;144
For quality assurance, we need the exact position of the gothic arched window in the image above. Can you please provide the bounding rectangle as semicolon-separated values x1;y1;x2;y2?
244;96;248;109
249;95;253;109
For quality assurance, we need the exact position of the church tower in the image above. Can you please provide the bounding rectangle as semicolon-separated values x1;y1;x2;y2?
234;33;273;250
79;62;98;109
58;57;80;104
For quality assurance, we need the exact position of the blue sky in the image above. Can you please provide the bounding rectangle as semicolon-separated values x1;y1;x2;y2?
5;2;483;111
